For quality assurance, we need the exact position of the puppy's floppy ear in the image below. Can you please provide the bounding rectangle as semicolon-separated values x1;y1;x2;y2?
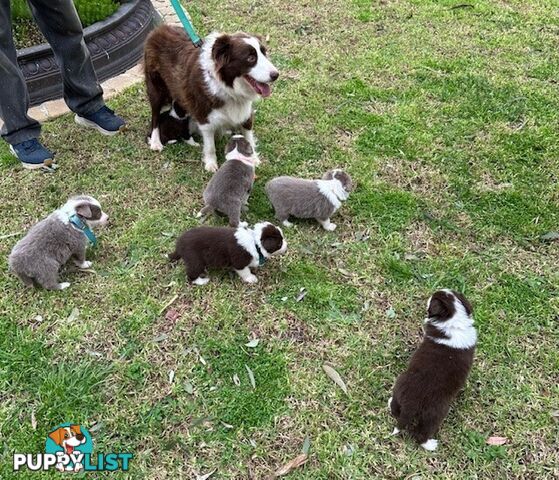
212;34;232;71
48;428;65;446
453;291;473;316
70;425;82;436
75;202;92;219
260;225;283;254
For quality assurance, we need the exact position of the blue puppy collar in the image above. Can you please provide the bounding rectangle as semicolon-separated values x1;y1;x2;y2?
69;214;97;246
255;244;267;266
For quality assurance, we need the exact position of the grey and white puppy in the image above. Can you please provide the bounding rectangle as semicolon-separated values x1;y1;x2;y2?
265;169;353;231
8;195;109;290
197;135;257;227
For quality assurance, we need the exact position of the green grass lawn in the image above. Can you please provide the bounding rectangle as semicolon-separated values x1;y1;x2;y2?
1;0;559;478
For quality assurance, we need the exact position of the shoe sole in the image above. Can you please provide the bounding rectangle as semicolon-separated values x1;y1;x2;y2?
9;145;54;170
74;114;125;136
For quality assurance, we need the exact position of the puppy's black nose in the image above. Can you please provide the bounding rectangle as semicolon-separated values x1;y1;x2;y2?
270;71;279;82
76;434;84;441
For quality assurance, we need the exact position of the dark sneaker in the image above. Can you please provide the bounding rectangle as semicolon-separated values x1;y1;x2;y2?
75;105;126;136
9;139;55;170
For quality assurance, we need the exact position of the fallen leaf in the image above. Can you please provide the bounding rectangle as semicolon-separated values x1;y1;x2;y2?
342;444;355;456
196;469;216;480
274;454;308;477
67;308;79;322
153;333;169;342
337;268;352;277
31;411;37;430
551;410;559;421
85;349;102;358
486;436;508;446
89;422;103;433
281;296;288;302
233;373;241;386
245;364;256;389
221;421;234;429
165;308;180;322
34;315;43;323
296;288;307;302
245;339;260;348
322;364;348;394
185;381;194;395
386;307;396;319
302;436;311;454
540;231;559;242
168;370;175;383
199;355;207;366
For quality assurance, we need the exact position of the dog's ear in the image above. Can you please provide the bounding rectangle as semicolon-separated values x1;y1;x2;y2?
70;425;82;436
75;202;92;219
213;34;232;71
453;291;473;316
260;225;283;254
48;428;65;446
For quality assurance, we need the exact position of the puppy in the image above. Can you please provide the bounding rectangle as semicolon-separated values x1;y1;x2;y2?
144;25;279;171
8;195;109;290
169;222;287;285
389;290;477;451
145;102;198;147
48;425;86;472
197;135;257;227
265;169;353;231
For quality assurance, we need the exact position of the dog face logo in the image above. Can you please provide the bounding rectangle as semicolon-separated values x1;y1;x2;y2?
45;423;92;473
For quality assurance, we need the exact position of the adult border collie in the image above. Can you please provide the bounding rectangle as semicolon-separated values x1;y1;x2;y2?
143;25;279;172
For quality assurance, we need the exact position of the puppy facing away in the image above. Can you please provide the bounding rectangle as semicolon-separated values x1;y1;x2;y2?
144;25;279;171
389;290;477;451
265;169;353;231
197;135;257;227
169;222;287;285
8;195;109;290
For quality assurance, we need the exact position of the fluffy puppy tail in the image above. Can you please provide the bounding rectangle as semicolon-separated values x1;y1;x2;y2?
168;250;181;262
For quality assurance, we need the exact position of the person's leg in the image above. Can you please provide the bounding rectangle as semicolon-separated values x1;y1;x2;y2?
26;0;104;116
0;0;42;145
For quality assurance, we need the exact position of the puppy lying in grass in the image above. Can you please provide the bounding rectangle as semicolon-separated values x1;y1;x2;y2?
8;195;108;290
265;169;352;231
169;222;286;285
197;135;257;227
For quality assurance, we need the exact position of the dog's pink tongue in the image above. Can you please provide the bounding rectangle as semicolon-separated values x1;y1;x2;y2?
257;81;271;97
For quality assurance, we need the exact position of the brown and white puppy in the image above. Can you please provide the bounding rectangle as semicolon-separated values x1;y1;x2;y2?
197;135;257;227
169;222;287;285
265;169;353;231
389;290;477;451
8;195;109;290
48;425;86;472
144;25;279;172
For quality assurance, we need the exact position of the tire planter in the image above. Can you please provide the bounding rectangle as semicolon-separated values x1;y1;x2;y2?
16;0;161;107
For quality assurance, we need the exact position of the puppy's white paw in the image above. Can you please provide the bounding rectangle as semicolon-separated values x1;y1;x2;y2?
204;157;218;172
149;136;164;152
77;260;92;269
192;277;210;286
244;274;258;284
239;221;248;228
282;220;293;227
58;282;71;290
187;138;200;147
421;439;438;451
325;222;337;231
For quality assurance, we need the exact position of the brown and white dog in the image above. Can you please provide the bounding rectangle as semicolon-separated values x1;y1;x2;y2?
388;290;477;451
48;425;86;472
143;25;279;172
169;222;287;285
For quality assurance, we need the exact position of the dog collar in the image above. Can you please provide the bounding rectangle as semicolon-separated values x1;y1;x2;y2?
69;214;97;246
254;243;267;266
225;152;256;167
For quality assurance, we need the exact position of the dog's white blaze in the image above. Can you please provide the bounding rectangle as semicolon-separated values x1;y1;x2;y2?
429;293;477;349
234;225;263;268
243;37;278;83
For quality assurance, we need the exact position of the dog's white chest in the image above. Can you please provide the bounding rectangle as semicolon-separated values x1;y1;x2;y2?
208;101;252;128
